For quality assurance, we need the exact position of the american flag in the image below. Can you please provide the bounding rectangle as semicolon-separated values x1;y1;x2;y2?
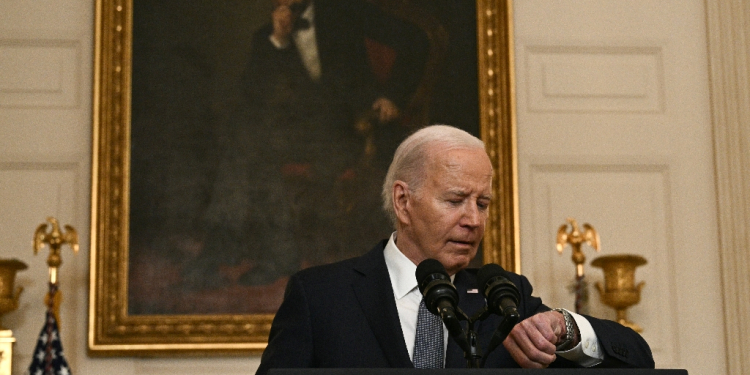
27;310;72;375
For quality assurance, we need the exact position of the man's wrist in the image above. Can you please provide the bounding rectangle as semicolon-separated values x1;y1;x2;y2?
552;308;579;351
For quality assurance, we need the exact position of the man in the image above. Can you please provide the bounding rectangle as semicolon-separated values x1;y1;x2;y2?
255;125;655;373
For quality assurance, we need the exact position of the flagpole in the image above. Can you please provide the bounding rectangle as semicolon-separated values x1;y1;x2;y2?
29;216;77;375
33;216;79;330
555;218;600;314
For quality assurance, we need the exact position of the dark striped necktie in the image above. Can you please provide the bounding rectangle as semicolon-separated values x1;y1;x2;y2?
413;298;444;368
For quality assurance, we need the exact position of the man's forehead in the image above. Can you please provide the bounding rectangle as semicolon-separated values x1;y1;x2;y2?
428;146;490;165
432;166;493;193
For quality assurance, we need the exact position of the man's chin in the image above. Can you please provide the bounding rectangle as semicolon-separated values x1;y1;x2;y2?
442;255;474;275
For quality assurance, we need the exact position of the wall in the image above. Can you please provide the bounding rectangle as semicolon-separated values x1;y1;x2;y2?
0;1;740;374
513;1;725;374
706;1;750;373
1;0;94;373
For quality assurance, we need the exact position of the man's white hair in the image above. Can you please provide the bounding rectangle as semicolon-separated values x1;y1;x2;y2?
381;124;487;227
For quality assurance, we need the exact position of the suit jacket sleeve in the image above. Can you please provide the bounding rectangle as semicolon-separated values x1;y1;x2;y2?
511;273;655;368
582;314;655;368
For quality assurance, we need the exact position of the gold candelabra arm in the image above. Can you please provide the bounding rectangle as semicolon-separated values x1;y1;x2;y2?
595;280;605;296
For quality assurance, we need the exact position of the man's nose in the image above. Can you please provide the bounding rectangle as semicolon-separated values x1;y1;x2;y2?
461;203;482;228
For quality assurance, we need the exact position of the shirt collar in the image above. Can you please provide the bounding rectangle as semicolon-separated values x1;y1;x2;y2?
384;232;418;300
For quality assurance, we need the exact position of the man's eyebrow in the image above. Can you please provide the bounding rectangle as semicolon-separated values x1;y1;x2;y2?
446;190;493;200
446;189;469;197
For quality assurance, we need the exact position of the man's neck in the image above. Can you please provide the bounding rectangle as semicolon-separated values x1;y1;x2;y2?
393;230;425;269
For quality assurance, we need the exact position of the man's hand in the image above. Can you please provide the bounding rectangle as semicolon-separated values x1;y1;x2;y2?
271;4;294;47
502;310;567;368
371;97;400;123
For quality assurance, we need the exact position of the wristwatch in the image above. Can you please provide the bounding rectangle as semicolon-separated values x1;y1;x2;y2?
552;308;576;351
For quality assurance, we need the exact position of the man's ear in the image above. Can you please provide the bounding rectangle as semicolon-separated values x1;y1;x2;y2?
393;180;411;225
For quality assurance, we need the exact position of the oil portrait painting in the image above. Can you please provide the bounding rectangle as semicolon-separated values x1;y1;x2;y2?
89;0;514;355
127;0;481;316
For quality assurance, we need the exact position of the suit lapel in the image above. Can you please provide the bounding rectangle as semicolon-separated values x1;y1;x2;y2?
351;242;413;368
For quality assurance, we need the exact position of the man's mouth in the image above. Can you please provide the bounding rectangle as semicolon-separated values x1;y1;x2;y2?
449;239;475;248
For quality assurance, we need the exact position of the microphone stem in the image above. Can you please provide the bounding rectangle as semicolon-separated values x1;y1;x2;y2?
466;329;481;368
480;308;520;368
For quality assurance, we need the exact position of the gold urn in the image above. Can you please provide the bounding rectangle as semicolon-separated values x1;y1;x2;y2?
591;254;646;332
0;258;27;330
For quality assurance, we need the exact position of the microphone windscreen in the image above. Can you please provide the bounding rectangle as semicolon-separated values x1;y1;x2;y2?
415;258;448;283
477;263;506;291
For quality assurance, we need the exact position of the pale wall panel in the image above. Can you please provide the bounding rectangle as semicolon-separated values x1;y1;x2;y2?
0;39;81;108
526;46;664;113
514;2;723;371
522;163;678;368
0;161;82;375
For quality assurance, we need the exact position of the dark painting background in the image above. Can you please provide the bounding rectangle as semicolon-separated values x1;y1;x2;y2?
127;0;480;315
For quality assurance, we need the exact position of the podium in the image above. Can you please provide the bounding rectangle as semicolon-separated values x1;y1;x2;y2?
270;370;687;375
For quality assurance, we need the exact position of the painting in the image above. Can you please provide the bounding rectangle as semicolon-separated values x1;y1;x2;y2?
89;0;517;355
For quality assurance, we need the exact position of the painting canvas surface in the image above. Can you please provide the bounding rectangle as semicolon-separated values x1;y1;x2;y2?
126;0;480;316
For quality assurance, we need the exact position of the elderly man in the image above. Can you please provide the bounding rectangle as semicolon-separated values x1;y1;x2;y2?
255;125;654;374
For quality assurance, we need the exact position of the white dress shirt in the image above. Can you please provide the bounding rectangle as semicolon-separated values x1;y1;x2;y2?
383;233;449;362
382;232;603;367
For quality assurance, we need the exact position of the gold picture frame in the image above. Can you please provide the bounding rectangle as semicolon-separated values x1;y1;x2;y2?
88;0;518;356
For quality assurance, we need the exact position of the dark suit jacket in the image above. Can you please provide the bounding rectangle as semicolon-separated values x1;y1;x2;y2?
255;240;655;375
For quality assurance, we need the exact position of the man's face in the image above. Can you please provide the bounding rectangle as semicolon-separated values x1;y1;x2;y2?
396;147;493;275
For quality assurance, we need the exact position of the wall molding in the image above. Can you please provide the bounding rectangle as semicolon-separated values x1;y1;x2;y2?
523;160;678;366
523;45;664;113
0;155;86;225
706;1;750;373
0;38;81;108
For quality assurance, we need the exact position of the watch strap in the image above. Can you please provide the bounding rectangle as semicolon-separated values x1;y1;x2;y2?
552;308;576;351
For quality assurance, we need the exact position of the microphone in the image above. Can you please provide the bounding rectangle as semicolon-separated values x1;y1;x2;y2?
416;259;457;316
477;263;521;364
415;259;469;352
477;263;520;317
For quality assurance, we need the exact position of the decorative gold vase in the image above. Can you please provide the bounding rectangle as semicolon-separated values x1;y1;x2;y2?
591;254;646;332
0;258;27;330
